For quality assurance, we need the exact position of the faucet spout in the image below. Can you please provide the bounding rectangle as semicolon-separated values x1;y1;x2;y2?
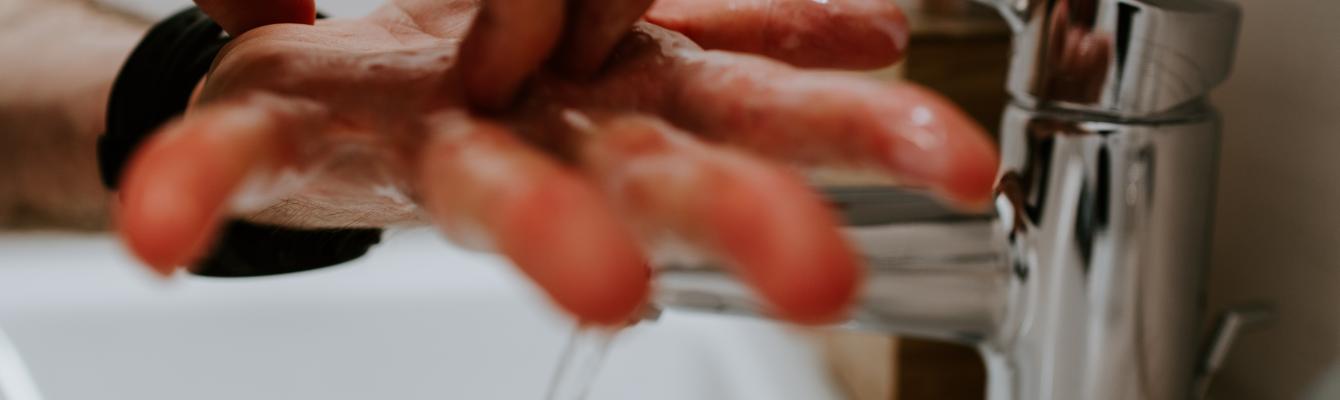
843;218;1011;342
653;187;1012;343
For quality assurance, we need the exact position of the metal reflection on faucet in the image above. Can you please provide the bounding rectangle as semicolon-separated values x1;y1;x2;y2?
651;0;1245;399
991;0;1242;118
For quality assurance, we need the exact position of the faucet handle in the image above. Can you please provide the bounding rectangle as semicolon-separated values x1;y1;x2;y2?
986;0;1242;118
1194;303;1275;399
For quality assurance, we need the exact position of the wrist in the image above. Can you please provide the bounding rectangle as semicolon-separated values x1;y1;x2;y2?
0;0;145;228
50;6;146;134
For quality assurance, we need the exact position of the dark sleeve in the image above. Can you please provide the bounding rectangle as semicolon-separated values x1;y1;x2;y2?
99;7;381;278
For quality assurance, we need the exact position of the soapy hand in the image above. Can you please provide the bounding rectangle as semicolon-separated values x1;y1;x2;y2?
118;0;999;325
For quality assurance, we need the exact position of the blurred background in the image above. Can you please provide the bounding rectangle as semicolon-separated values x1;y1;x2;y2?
1;0;1337;399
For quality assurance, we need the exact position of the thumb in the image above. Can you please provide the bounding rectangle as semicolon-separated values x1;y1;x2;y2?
194;0;316;36
117;95;318;275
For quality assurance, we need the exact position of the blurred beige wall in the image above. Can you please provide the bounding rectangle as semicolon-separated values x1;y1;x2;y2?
1208;0;1340;398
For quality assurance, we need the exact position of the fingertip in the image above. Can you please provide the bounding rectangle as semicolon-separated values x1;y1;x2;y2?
772;263;862;324
554;0;657;78
457;0;566;111
705;174;862;324
118;213;180;274
418;118;651;325
118;148;221;274
111;99;296;275
267;0;318;27
493;178;652;325
908;88;999;208
940;128;1001;208
579;116;863;324
873;83;998;207
871;1;912;66
197;0;317;37
753;228;863;325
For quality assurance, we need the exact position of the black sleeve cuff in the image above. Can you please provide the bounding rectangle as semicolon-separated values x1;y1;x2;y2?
99;7;380;278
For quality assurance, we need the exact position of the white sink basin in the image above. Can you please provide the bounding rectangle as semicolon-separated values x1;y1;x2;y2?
0;230;844;400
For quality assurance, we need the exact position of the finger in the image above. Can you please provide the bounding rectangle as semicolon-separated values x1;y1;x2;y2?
577;114;860;324
670;52;999;207
646;0;909;69
117;96;316;275
194;0;317;36
417;113;650;325
456;0;566;110
554;0;657;75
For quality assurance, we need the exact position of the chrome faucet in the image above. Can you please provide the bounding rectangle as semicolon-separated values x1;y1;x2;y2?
651;1;1254;399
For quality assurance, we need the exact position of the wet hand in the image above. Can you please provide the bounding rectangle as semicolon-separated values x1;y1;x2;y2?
119;0;999;325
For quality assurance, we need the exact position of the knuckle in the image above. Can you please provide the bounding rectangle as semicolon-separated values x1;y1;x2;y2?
232;45;299;77
210;42;306;93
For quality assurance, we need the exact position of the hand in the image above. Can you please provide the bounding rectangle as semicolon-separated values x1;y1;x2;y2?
195;0;912;108
118;0;999;325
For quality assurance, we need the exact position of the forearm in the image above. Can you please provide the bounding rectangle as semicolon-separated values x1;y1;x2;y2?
0;0;146;229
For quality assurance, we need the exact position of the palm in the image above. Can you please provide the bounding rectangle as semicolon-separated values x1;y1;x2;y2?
119;0;999;325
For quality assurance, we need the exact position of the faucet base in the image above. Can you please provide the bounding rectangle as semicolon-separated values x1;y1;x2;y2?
988;103;1221;400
